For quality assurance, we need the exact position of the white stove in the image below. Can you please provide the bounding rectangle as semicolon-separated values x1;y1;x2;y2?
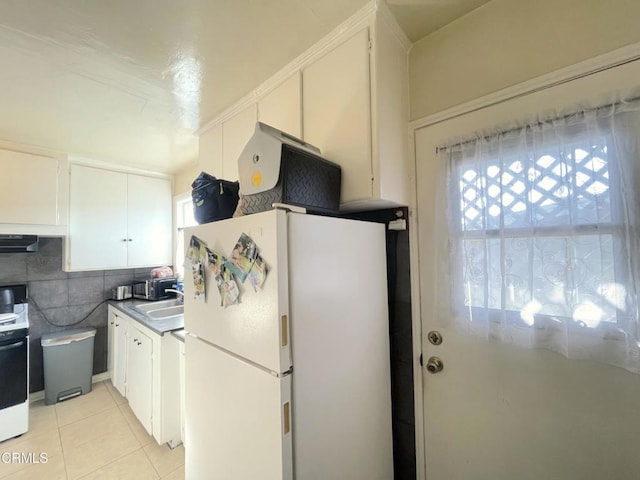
0;284;29;443
0;307;28;332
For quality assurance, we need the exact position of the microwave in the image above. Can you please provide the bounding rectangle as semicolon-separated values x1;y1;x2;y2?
132;278;177;301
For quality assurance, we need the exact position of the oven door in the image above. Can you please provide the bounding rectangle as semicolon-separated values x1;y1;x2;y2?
0;335;28;409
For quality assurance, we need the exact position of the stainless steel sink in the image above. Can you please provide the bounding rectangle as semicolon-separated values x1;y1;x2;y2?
134;299;182;313
129;299;184;320
146;305;184;319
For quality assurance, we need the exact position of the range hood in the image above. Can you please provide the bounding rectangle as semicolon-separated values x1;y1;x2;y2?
0;235;39;253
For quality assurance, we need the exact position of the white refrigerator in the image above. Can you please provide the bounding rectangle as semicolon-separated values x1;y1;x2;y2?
183;209;393;480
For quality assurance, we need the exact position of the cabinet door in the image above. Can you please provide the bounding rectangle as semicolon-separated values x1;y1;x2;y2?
0;150;59;225
127;175;172;267
258;73;301;138
127;325;153;434
179;340;185;443
107;309;115;379
68;165;128;269
199;123;223;175
302;28;372;204
222;104;257;181
113;314;128;397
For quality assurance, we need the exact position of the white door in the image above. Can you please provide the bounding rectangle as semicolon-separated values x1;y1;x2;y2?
258;72;301;138
183;209;290;374
69;164;128;269
0;150;59;225
222;104;257;181
113;314;128;397
185;335;292;480
127;324;153;435
127;174;172;267
415;63;640;479
302;27;372;204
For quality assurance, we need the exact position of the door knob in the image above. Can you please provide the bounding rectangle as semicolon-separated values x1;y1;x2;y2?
426;356;444;374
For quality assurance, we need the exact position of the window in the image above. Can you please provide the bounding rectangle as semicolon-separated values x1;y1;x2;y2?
175;193;197;279
442;105;640;372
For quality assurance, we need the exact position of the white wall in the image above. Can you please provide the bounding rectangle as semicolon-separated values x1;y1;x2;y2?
173;162;200;196
409;0;640;120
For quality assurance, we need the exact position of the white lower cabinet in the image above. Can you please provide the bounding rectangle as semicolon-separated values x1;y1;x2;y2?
107;306;182;447
108;309;128;397
127;323;153;434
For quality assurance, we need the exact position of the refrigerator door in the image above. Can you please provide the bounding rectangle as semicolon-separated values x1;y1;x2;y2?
184;209;290;374
185;335;292;480
287;213;394;479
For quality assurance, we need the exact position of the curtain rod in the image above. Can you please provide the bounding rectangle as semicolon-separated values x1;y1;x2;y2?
435;54;640;154
436;94;640;154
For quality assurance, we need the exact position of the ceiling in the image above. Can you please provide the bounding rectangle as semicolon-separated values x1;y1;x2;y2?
0;0;489;174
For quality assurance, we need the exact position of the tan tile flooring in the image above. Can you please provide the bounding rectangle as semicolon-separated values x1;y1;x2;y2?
0;381;185;480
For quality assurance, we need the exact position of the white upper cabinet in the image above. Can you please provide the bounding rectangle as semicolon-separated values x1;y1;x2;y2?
127;174;172;267
303;19;410;210
199;123;223;177
222;104;258;181
196;7;409;211
258;72;302;139
303;29;372;207
0;148;68;234
66;164;172;271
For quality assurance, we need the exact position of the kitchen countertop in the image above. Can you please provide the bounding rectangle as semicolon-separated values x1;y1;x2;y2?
171;329;186;343
108;299;184;335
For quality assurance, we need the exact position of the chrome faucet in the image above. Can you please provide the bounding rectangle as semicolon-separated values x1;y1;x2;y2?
165;289;185;301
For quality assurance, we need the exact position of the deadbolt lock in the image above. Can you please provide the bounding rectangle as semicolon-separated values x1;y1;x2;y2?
427;330;443;345
426;356;444;374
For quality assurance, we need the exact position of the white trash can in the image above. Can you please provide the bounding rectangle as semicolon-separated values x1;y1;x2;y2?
41;327;96;405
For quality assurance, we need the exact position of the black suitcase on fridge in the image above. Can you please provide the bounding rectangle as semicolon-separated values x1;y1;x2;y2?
191;172;239;224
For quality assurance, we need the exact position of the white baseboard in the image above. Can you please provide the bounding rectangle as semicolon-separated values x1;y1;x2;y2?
29;372;111;403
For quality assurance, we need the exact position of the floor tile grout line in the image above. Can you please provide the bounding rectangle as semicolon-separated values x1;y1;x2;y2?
56;422;70;480
59;405;143;480
141;443;164;479
74;446;147;480
56;401;120;431
2;388;183;480
161;464;185;479
54;385;119;430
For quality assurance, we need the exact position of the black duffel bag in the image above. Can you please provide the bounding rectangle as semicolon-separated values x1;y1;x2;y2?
191;172;240;224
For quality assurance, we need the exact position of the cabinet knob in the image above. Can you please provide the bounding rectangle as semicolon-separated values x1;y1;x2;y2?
121;238;127;242
133;338;138;342
115;323;120;327
128;238;133;242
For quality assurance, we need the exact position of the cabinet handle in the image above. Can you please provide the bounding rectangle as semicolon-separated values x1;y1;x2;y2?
115;323;120;327
133;338;138;342
121;238;127;242
137;341;142;346
128;238;133;242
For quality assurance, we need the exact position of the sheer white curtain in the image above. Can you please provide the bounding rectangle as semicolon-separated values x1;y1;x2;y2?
439;100;640;373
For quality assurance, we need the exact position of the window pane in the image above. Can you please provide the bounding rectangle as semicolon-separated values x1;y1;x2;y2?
457;136;613;232
462;234;618;327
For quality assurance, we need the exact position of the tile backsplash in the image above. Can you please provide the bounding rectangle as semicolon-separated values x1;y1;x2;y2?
0;237;157;393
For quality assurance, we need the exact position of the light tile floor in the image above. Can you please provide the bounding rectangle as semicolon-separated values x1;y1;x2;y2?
0;381;185;480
